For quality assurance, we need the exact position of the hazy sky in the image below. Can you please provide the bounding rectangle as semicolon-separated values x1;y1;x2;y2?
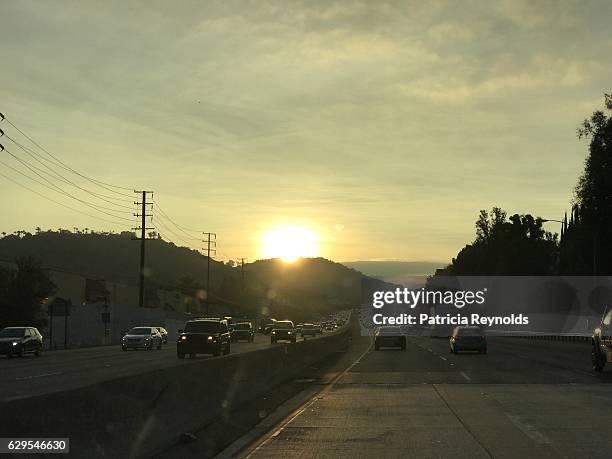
1;0;611;263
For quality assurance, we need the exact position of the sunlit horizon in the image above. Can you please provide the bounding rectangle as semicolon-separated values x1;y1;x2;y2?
261;225;320;263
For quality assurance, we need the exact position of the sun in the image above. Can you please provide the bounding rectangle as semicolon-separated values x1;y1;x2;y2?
261;225;319;262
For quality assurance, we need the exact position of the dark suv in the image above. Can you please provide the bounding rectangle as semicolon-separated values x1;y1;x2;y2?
177;319;231;358
271;320;296;344
231;322;255;342
374;327;406;351
0;327;43;357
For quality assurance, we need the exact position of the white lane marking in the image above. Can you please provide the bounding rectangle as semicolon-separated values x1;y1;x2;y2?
461;372;471;381
439;356;447;361
575;369;596;377
507;414;552;444
15;372;61;381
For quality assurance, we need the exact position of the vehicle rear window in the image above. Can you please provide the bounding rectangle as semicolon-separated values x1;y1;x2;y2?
185;321;221;333
457;328;483;336
0;328;25;338
129;327;152;335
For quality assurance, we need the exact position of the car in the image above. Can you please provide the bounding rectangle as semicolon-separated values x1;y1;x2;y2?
374;327;406;351
0;327;43;357
122;327;163;351
155;326;169;344
271;320;296;343
260;318;277;335
449;326;487;354
232;322;255;342
592;308;612;372
324;322;335;331
301;323;316;339
295;323;304;334
177;318;231;358
313;323;323;335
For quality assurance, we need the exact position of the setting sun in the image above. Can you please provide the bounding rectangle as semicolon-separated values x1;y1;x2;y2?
261;225;319;262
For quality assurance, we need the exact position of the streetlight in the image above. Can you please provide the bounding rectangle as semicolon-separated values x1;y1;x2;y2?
541;218;563;235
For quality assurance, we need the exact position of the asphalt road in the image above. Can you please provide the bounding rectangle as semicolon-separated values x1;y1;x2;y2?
239;336;612;459
0;332;332;402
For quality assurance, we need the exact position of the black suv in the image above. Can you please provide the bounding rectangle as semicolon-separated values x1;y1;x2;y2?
271;320;296;344
177;319;231;358
374;327;406;351
231;322;255;342
0;327;43;357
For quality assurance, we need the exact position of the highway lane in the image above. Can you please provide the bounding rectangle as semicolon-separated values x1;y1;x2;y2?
0;331;336;402
239;336;612;458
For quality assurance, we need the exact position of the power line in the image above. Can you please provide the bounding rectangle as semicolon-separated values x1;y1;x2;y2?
153;201;202;234
2;131;134;207
0;112;134;197
0;146;134;221
2;145;134;215
153;203;201;239
152;213;199;248
0;170;129;227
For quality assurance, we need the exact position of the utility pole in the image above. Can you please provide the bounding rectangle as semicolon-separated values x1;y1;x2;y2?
202;232;216;314
134;190;154;308
240;258;248;291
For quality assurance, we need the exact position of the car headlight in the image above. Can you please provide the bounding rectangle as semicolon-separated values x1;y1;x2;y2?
144;337;150;341
288;331;292;335
207;336;213;341
272;331;276;334
180;336;187;341
12;342;18;346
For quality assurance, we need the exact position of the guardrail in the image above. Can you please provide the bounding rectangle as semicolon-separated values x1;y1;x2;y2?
491;331;592;343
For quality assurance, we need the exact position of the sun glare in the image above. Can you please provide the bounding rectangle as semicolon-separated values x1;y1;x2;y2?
261;225;319;262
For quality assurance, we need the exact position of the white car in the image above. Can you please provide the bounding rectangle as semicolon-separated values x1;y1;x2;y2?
122;327;163;351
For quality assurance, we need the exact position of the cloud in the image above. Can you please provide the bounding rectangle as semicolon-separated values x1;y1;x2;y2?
1;0;611;262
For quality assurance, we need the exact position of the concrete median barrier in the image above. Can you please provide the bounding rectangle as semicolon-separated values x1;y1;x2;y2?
0;327;351;458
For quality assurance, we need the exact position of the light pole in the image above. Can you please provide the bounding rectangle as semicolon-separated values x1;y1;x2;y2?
541;218;563;236
541;218;564;273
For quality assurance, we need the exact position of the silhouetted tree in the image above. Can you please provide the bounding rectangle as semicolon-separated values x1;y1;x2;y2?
445;208;558;275
0;256;56;328
560;94;612;275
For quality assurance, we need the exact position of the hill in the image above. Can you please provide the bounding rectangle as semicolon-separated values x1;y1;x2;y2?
0;230;383;319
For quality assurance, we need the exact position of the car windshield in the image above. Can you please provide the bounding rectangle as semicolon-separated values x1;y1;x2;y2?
303;323;314;328
234;323;250;330
379;327;401;334
275;322;293;329
129;327;151;335
0;328;25;338
185;321;221;333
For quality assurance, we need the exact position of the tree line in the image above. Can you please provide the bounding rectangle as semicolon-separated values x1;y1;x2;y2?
441;94;612;276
